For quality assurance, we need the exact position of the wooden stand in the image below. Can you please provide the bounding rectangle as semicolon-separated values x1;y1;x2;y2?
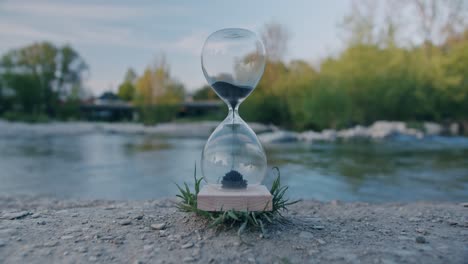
197;184;272;212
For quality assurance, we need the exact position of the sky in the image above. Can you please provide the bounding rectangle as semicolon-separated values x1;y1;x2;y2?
0;0;350;95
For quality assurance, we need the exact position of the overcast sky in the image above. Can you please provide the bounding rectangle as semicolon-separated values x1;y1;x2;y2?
0;0;350;95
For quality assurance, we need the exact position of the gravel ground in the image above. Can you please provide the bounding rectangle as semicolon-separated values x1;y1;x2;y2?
0;196;467;264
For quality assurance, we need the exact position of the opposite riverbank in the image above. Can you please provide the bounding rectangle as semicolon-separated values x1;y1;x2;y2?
0;120;466;144
0;196;467;263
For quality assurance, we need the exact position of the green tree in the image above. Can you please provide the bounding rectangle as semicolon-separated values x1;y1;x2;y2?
133;57;185;124
117;68;137;101
192;85;218;101
0;42;87;117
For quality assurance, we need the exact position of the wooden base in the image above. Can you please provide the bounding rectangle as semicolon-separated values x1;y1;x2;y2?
197;184;272;212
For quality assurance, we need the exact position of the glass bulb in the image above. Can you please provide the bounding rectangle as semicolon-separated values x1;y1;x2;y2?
201;28;267;189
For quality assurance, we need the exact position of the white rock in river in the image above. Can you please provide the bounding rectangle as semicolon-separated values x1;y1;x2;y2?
258;131;299;143
423;122;443;135
299;129;337;142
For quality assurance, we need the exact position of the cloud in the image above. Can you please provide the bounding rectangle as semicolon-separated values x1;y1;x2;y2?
0;22;63;41
0;18;162;51
1;0;190;21
173;31;209;56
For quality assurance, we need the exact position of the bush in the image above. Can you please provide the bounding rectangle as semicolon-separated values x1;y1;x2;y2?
2;111;50;123
138;105;179;125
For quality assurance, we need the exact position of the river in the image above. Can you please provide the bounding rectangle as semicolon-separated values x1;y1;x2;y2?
0;128;467;202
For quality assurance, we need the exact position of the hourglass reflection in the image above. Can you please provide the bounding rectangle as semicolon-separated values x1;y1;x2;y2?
198;28;271;211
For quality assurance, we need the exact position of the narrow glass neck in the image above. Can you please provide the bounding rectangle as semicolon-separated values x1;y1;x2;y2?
227;108;239;122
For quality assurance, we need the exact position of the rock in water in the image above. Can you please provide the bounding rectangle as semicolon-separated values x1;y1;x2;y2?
221;170;247;189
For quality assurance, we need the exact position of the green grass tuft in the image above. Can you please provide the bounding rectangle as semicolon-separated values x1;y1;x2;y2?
176;164;300;236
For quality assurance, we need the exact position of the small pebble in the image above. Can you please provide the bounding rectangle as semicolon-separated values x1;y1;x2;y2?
181;242;194;249
151;223;166;230
134;214;144;220
299;231;314;239
31;213;41;219
2;211;30;220
316;238;326;245
312;225;325;230
77;246;87;253
0;239;6;247
448;220;458;226
143;245;154;252
183;257;196;262
416;236;427;244
61;235;74;240
37;220;46;225
120;220;132;226
43;241;58;247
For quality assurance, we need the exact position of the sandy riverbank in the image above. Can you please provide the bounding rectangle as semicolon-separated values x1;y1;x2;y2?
0;196;467;263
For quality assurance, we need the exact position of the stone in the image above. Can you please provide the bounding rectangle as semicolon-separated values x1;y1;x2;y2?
143;245;154;252
120;220;132;226
308;249;319;255
312;225;325;230
415;228;429;235
0;239;6;247
299;231;314;239
316;239;326;245
151;223;166;230
43;241;58;247
416;236;427;244
61;235;74;240
31;213;41;219
181;242;194;249
183;257;196;262
134;214;144;220
2;211;30;220
37;220;46;225
77;246;88;253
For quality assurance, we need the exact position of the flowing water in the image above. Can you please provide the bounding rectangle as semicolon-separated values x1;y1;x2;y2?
0;132;467;202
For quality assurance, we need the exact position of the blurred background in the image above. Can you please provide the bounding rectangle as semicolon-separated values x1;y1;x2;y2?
0;0;467;202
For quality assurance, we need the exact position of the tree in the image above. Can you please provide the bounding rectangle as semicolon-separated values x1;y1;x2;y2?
340;0;378;45
117;68;137;101
261;22;289;62
192;85;218;101
134;56;185;105
117;81;135;102
0;42;88;116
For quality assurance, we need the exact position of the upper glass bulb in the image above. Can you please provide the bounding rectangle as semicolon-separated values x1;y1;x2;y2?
201;28;267;189
201;28;266;110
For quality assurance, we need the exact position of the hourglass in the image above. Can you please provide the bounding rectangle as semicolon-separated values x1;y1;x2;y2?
197;28;272;211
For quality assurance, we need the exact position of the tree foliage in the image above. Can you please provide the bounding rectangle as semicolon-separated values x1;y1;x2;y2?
117;68;138;102
133;57;186;124
0;42;88;119
192;85;218;101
